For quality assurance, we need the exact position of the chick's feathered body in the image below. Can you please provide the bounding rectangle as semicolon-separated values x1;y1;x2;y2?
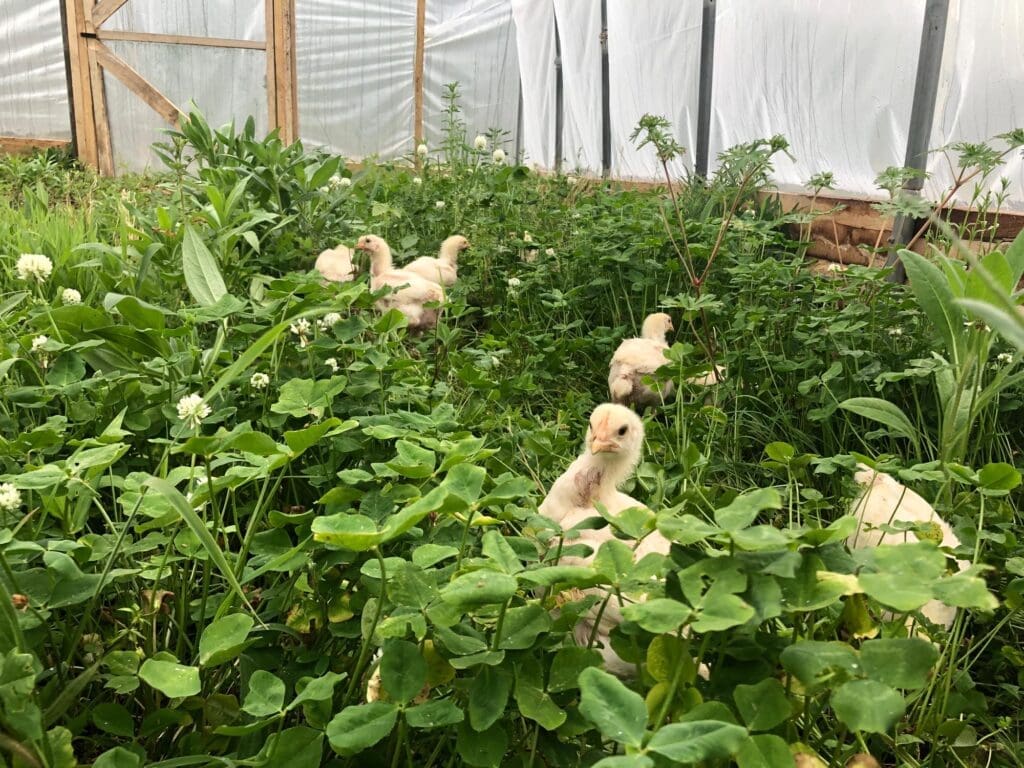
608;313;675;408
538;404;671;677
403;235;468;287
356;235;444;331
314;244;356;283
848;463;969;629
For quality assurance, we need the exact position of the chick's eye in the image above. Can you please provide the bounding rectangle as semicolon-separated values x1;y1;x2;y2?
617;425;628;436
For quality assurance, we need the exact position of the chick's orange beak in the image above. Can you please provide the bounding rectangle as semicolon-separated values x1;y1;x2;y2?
590;438;617;454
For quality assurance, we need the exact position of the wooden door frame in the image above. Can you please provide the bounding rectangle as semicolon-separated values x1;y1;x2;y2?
62;0;298;174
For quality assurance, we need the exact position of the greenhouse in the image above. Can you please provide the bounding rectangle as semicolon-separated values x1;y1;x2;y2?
0;1;1023;766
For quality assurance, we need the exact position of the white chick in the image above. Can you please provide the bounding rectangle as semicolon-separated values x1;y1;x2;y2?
539;403;672;677
403;235;469;287
314;244;356;283
608;313;675;409
355;235;444;332
848;463;969;629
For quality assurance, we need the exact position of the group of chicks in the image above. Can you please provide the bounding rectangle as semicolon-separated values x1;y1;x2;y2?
542;312;967;676
315;234;468;331
316;239;967;682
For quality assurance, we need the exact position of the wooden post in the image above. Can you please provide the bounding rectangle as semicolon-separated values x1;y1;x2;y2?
413;0;427;145
265;0;279;136
88;42;114;175
271;0;299;144
64;0;98;168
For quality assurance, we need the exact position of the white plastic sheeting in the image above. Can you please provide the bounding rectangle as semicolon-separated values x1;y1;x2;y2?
422;1;520;153
0;0;71;140
608;0;700;179
510;0;555;168
926;1;1024;210
552;0;601;173
710;0;924;196
296;0;417;159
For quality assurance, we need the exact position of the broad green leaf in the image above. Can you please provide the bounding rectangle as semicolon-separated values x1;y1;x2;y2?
456;721;507;767
977;462;1021;491
592;757;654;768
518;565;601;588
932;573;999;611
443;463;487;504
830;679;905;733
93;747;141;768
621;598;690;634
440;571;517;608
482;530;522;574
256;726;323;768
860;638;938;689
386;440;436;478
959;298;1024;350
593;538;637;583
715;488;782;531
780;641;859;694
288;671;344;711
380;640;427;704
469;665;512;731
547;646;603;692
405;699;464;729
138;659;200;698
182;224;228;307
646;635;696;685
326;702;398;756
900;248;964;362
733;678;792;731
311;514;383;551
497;604;551;649
514;656;566;730
92;702;134;738
243;670;285;716
647;720;748;762
199;613;253;666
735;734;795;768
578;667;647;748
838;397;919;446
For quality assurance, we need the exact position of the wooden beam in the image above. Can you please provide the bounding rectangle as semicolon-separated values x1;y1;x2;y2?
95;29;266;50
89;0;131;32
65;0;98;168
265;0;278;135
90;39;181;126
271;0;299;143
413;0;426;144
88;52;114;175
0;137;72;155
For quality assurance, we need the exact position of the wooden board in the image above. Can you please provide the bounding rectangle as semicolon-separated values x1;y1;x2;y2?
64;0;98;167
0;137;72;155
413;0;426;144
88;51;114;176
96;30;266;50
271;0;299;143
91;40;181;126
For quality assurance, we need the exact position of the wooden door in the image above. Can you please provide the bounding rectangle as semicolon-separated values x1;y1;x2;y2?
63;0;298;175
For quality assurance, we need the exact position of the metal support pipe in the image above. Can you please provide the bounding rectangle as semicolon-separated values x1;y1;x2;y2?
600;0;611;176
553;12;564;173
695;0;716;178
885;0;950;282
514;80;524;164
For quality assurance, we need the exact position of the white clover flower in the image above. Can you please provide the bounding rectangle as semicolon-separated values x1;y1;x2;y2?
328;174;342;187
0;483;21;513
16;253;53;283
31;335;48;352
412;176;423;185
507;277;521;288
318;312;342;330
827;263;843;273
996;352;1013;364
545;248;555;257
435;200;445;210
318;186;330;194
492;148;506;164
474;135;488;150
61;288;81;305
523;231;533;243
250;372;270;390
888;327;903;337
290;318;312;347
176;393;211;429
326;357;340;373
339;177;352;188
490;355;500;368
566;176;578;185
416;144;429;157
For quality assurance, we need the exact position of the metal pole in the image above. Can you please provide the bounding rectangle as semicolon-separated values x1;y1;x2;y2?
600;0;611;176
514;80;524;164
553;11;564;173
695;0;716;178
885;0;950;282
